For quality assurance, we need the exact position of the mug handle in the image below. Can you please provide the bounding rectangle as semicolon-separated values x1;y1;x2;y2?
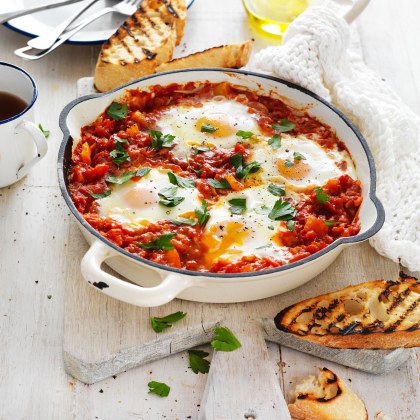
81;240;196;307
16;120;48;179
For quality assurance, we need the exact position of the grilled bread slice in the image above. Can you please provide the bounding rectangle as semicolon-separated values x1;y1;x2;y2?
288;368;367;420
94;0;186;92
275;273;419;349
155;40;253;73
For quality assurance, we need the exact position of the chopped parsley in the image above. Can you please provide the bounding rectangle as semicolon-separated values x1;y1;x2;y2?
287;220;295;231
106;171;136;184
254;205;270;215
168;171;196;188
158;187;184;207
207;178;231;189
268;183;285;197
135;167;151;177
293;151;306;160
138;233;177;251
150;311;187;332
236;130;254;139
171;217;197;226
201;123;218;133
211;326;242;352
324;220;340;226
91;190;112;199
195;199;210;227
314;187;330;203
38;123;50;138
110;137;130;166
150;129;175;151
148;381;170;397
230;153;261;179
268;199;297;221
188;350;210;374
228;198;246;215
107;101;128;120
284;159;294;167
194;145;211;154
272;118;295;133
268;134;281;150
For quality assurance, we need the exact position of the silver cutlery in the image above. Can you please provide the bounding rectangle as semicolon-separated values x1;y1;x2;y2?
0;0;85;24
27;0;99;50
15;0;141;60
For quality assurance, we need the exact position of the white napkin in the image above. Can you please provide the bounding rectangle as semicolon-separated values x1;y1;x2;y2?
252;6;420;272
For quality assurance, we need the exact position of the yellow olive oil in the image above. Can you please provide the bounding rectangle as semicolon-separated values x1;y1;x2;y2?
243;0;309;37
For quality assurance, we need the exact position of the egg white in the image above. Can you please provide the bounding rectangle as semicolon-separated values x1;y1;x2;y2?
97;168;201;226
250;134;357;190
157;99;262;161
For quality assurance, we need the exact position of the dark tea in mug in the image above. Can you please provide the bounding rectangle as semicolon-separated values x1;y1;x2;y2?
0;91;28;121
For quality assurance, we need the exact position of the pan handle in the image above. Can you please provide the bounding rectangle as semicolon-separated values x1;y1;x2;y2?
81;240;195;307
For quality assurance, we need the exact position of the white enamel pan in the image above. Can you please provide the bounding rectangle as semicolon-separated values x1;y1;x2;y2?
58;69;384;308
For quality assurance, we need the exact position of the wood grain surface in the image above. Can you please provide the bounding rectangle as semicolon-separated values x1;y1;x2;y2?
0;1;419;419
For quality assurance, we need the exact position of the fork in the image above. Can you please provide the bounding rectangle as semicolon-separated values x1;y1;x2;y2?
27;0;99;50
15;0;141;60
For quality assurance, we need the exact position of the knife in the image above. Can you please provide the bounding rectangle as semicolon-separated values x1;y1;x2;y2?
0;0;85;24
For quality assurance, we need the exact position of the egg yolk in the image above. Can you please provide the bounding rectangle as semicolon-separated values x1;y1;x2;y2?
196;115;235;138
123;187;157;209
202;222;248;264
277;159;310;180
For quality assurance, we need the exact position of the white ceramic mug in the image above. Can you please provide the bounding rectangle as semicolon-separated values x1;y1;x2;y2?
0;62;48;188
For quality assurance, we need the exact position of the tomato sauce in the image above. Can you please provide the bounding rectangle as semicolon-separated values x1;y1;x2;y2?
68;82;362;273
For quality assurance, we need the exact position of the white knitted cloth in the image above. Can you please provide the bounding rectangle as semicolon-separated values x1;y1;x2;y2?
253;6;420;272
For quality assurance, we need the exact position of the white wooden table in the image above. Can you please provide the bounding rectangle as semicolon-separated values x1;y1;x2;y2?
0;1;419;419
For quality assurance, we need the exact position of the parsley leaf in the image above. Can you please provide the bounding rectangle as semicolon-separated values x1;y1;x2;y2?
148;381;170;397
188;350;210;374
150;311;187;332
201;123;218;133
256;244;272;250
171;217;197;226
136;167;151;177
150;130;175;151
211;326;242;352
293;151;306;160
168;171;196;188
138;233;177;251
268;134;281;150
314;187;330;203
228;198;246;215
38;123;50;138
284;159;294;167
194;145;211;154
324;220;340;226
207;178;231;189
195;199;210;227
236;130;254;139
287;220;295;231
272;118;295;133
158;187;185;207
268;183;285;197
106;171;136;184
268;199;297;221
254;205;270;215
91;190;112;199
230;153;261;179
107;102;128;120
110;137;130;166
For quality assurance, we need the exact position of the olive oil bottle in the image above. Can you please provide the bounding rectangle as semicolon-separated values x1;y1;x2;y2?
243;0;310;37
